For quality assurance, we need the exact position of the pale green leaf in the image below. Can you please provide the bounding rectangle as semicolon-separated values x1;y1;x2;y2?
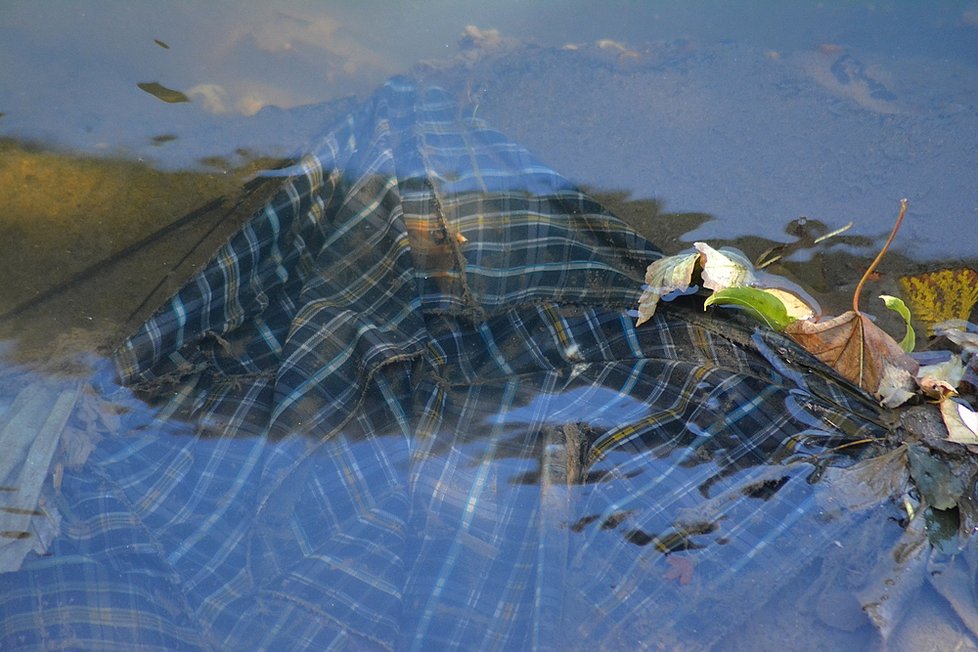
880;294;916;352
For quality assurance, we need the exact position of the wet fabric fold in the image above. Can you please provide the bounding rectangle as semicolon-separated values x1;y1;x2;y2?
1;78;893;650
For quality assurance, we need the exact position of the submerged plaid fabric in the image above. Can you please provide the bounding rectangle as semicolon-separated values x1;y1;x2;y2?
2;79;890;650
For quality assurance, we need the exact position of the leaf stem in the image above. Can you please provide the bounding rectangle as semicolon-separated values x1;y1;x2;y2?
826;437;880;453
852;199;908;314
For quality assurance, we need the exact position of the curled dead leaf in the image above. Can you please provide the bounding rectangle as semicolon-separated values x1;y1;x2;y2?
636;243;820;327
636;252;700;325
694;242;756;291
916;356;965;399
878;363;917;408
785;310;918;395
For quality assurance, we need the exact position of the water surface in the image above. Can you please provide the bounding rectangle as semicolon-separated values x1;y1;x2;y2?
1;3;977;650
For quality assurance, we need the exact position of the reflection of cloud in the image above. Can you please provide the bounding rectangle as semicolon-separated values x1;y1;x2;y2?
195;9;397;116
224;10;393;77
235;91;277;117
186;84;229;113
186;83;287;117
257;11;388;68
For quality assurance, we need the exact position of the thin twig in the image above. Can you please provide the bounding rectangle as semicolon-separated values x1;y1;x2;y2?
825;437;880;454
756;221;854;270
852;199;908;314
813;221;854;244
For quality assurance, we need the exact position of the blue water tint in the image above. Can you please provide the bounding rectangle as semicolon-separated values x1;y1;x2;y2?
1;4;976;650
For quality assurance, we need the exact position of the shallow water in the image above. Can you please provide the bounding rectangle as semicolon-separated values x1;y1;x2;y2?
1;2;975;344
1;2;977;650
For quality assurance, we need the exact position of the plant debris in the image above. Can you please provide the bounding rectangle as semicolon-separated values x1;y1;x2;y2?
635;198;978;449
941;399;978;447
784;309;918;393
636;242;818;327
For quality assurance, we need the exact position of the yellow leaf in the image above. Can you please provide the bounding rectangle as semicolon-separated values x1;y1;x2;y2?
899;268;978;333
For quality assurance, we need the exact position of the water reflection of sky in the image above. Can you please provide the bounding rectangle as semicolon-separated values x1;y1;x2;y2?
1;1;976;255
486;385;651;430
2;6;977;646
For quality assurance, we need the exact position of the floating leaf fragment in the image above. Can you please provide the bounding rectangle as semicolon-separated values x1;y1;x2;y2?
899;268;978;333
907;443;964;510
785;310;918;394
879;294;915;352
941;398;978;446
704;287;795;331
934;320;978;354
636;252;699;325
664;555;695;585
817;445;909;512
857;512;929;643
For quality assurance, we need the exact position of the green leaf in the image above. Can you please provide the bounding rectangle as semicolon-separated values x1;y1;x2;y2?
704;287;795;331
880;294;916;352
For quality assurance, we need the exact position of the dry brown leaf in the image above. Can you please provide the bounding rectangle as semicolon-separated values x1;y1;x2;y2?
785;310;918;394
